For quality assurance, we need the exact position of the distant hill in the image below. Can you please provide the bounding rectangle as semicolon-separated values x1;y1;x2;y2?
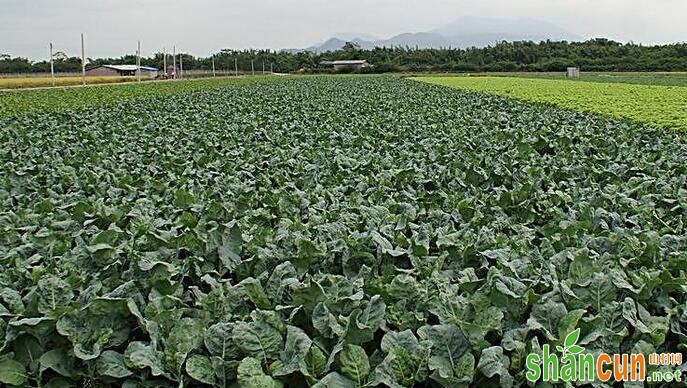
303;16;581;52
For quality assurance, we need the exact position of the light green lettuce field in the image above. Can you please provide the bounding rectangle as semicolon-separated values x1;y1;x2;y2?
416;76;687;130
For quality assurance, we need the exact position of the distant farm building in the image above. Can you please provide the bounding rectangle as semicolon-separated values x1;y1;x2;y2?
320;60;370;71
566;67;580;78
165;66;178;78
86;65;158;78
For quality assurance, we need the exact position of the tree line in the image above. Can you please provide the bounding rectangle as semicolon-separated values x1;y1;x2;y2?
2;39;687;74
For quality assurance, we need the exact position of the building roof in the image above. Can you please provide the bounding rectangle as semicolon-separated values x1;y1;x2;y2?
102;64;158;72
320;60;368;66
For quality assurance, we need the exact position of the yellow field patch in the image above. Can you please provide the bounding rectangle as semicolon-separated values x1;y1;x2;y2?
0;76;137;89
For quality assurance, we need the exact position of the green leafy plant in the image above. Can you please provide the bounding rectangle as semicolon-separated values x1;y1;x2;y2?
0;76;685;387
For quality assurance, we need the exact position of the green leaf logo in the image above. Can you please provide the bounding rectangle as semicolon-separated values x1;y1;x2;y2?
561;328;584;356
564;328;580;348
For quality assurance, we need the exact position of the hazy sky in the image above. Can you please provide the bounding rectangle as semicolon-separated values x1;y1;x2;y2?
1;0;685;60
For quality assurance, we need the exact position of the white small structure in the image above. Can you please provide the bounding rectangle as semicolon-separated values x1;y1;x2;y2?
86;64;158;78
320;60;370;71
566;67;580;78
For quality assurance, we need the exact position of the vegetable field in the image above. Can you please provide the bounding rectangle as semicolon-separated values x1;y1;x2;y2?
0;76;138;90
1;76;686;387
416;76;687;130
469;72;687;87
0;77;263;118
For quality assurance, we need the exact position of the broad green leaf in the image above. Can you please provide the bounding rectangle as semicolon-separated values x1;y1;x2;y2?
313;302;342;339
205;321;238;357
167;317;205;355
12;334;43;370
237;357;283;388
56;311;130;360
381;347;417;387
305;345;327;379
476;346;513;388
312;372;356;388
278;326;312;375
37;275;74;315
371;231;406;257
339;344;370;385
218;223;243;271
0;359;27;386
526;299;568;341
574;272;618;314
233;321;283;362
418;324;470;379
0;288;24;315
241;278;272;309
557;309;586;341
39;348;76;377
124;341;166;376
380;330;419;353
185;354;216;385
621;298;651;333
454;353;475;383
164;318;206;377
96;350;133;378
356;295;386;330
265;261;298;302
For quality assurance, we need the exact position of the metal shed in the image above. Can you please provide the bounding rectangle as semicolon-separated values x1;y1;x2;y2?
86;65;158;78
320;60;370;71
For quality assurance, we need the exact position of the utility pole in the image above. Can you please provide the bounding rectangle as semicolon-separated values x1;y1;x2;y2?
234;58;238;76
212;54;216;77
262;61;265;75
163;47;167;78
81;33;86;86
173;45;176;79
179;52;183;80
136;40;141;83
270;63;273;74
251;60;254;76
49;43;55;87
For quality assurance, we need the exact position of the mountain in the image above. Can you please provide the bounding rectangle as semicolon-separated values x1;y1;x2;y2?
332;32;380;42
378;33;456;48
306;38;348;52
305;16;581;52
